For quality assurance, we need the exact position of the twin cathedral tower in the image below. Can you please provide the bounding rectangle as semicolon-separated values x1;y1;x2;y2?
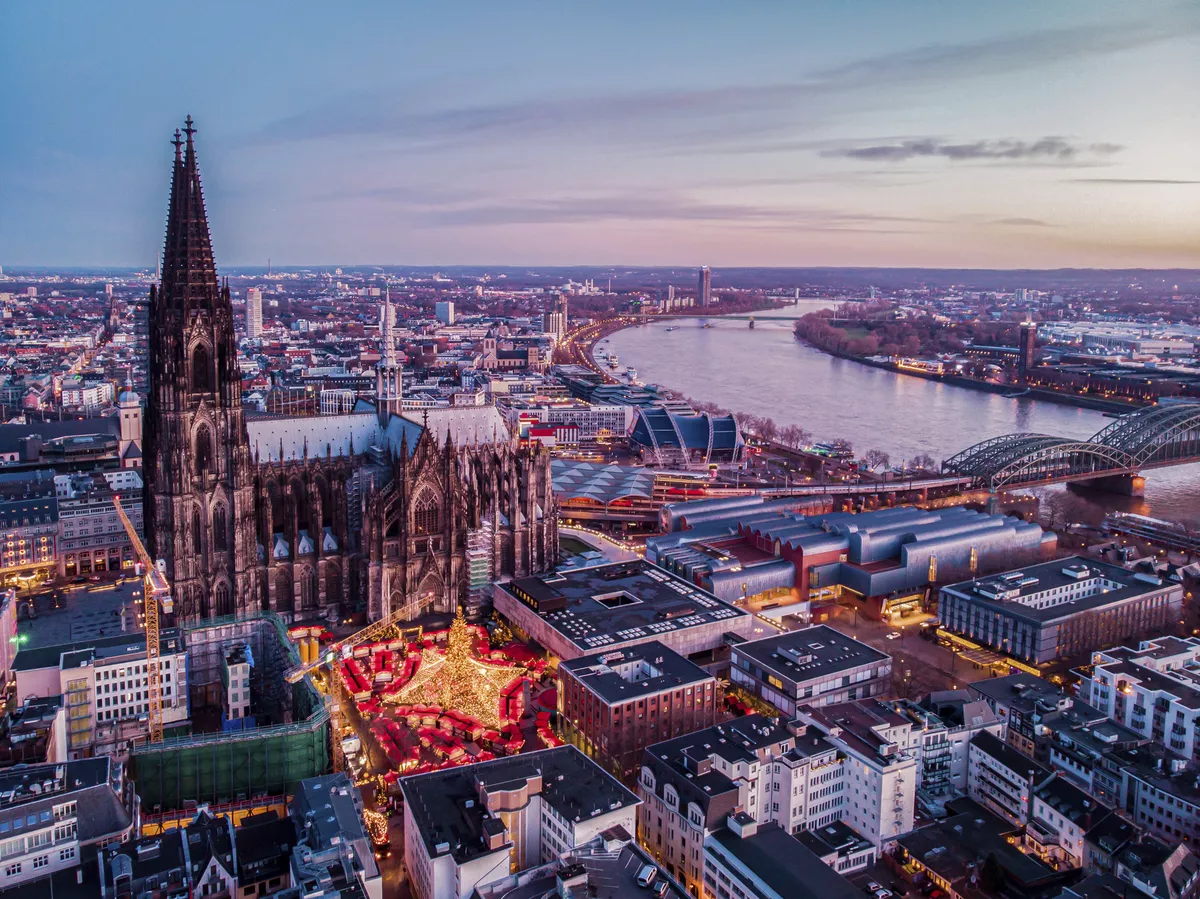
143;118;557;626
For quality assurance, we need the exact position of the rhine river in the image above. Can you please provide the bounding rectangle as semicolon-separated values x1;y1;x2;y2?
605;300;1200;523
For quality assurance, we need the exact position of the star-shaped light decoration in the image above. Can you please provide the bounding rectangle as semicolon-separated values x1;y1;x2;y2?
386;609;526;727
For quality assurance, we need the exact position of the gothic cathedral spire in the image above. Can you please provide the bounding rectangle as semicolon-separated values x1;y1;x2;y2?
144;117;259;624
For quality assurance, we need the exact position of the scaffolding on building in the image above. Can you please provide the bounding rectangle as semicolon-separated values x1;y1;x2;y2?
130;613;331;814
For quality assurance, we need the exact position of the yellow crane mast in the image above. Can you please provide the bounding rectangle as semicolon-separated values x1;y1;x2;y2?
113;495;173;743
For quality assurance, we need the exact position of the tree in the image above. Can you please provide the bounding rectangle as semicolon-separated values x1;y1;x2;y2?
757;417;779;443
863;449;890;471
911;453;937;472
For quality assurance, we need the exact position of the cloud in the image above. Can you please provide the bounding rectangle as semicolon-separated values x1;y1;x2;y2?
248;12;1199;152
988;217;1055;228
401;191;940;232
822;137;1122;164
1064;178;1200;185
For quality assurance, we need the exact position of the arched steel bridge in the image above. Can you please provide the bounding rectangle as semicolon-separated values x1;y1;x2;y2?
942;402;1200;490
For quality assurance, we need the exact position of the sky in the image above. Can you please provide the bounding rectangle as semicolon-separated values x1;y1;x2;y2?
2;1;1199;269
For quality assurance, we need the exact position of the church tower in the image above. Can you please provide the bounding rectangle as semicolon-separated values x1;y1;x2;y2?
143;117;259;623
376;284;403;418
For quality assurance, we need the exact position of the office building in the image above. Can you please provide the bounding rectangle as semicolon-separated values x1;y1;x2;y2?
494;560;753;664
0;469;58;581
703;817;862;899
504;400;632;445
1110;742;1200;853
729;625;892;716
1018;322;1038;382
1077;637;1200;762
246;287;263;338
939;558;1184;665
400;745;639;899
55;469;143;578
12;630;189;758
0;758;135;889
558;640;718;780
698;266;712;307
435;300;455;326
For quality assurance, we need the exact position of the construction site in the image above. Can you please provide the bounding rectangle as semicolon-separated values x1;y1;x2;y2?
130;612;330;817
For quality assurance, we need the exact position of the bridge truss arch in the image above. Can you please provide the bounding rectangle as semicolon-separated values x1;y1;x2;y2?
942;434;1135;490
1088;402;1200;468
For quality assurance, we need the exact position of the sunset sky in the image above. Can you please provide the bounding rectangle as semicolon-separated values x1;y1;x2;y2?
3;0;1199;268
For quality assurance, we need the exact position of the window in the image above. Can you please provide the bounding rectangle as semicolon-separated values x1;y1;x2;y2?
59;847;76;862
32;855;49;870
4;863;20;877
192;344;212;393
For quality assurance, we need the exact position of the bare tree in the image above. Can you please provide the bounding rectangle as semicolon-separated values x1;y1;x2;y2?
757;417;779;443
911;452;937;472
864;449;891;471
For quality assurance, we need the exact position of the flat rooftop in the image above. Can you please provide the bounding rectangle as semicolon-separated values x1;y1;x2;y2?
559;640;713;704
709;824;862;899
502;560;748;654
400;745;639;866
943;556;1174;623
731;625;889;684
13;628;185;673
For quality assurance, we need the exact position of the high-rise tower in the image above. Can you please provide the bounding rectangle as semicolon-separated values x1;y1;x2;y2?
245;287;263;339
698;265;712;307
143;117;259;623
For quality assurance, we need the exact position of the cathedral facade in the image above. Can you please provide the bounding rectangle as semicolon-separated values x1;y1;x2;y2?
144;119;557;627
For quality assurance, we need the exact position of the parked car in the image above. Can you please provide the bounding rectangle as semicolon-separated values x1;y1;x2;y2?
886;632;902;640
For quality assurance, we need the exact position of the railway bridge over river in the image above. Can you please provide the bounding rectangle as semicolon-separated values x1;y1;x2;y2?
941;401;1200;494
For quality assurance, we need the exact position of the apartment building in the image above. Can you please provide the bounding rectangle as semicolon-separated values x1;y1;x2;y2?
967;730;1051;827
886;693;1003;798
12;630;189;757
401;746;638;899
1116;745;1200;854
797;701;919;848
0;758;135;889
1023;774;1113;869
969;673;1073;756
637;716;797;897
1077;637;1200;763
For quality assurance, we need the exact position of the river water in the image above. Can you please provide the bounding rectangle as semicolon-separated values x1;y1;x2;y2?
604;301;1200;523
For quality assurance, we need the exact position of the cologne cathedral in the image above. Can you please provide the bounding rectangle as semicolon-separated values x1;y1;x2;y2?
143;119;557;626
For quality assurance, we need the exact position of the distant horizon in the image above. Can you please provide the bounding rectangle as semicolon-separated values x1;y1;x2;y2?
3;3;1198;269
5;263;1200;276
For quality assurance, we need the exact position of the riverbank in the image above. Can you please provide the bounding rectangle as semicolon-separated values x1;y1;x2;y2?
792;337;1140;416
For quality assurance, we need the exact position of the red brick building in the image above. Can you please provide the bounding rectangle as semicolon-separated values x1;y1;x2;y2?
557;640;718;782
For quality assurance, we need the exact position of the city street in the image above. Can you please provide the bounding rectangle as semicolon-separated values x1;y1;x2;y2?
816;604;996;697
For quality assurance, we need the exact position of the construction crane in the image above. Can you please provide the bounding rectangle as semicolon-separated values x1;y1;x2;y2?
113;495;172;743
